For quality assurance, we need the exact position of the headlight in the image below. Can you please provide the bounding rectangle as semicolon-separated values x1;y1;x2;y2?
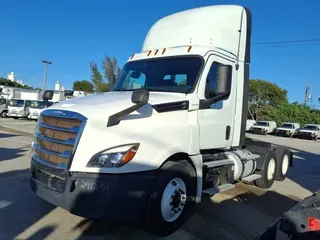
87;143;139;168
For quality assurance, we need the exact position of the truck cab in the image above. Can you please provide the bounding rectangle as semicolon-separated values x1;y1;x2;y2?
298;124;320;140
275;122;300;137
29;5;293;236
28;100;46;120
7;98;31;119
0;98;8;118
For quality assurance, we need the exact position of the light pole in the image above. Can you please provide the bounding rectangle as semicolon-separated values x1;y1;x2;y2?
42;59;52;92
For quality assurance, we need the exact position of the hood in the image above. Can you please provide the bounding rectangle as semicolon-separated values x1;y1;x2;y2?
299;129;317;134
252;126;267;129
276;127;294;131
47;91;188;120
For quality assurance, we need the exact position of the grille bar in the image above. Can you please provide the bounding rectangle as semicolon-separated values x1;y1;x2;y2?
38;122;80;133
35;132;75;146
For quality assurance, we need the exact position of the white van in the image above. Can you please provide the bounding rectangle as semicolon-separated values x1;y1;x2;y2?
28;100;46;120
246;119;256;132
7;98;31;119
251;121;277;135
298;124;320;140
275;122;300;137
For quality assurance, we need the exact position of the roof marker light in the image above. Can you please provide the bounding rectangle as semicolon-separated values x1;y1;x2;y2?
154;49;159;55
162;48;166;54
147;50;152;56
187;46;192;52
130;54;135;59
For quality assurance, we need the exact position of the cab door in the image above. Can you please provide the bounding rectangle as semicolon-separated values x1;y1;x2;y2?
197;54;236;150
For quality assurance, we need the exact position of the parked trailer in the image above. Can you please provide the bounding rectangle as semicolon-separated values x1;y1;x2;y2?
29;5;293;236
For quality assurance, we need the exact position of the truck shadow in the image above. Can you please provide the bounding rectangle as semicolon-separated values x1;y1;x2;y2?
0;169;56;240
72;187;300;240
0;132;19;139
0;146;30;162
287;148;320;193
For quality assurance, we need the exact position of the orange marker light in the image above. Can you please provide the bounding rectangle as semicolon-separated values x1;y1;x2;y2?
162;48;166;54
187;46;192;52
130;54;135;59
147;50;152;56
154;49;159;55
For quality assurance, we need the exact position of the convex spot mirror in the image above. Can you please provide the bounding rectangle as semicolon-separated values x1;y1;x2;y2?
131;89;149;105
130;71;142;79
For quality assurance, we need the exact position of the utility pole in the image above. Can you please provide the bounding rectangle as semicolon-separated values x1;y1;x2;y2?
42;60;52;92
303;82;310;105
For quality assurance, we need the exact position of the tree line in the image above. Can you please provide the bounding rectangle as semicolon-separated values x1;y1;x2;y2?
72;55;320;125
0;77;37;90
248;79;320;125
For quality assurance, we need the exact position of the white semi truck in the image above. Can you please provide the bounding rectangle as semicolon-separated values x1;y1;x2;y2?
30;5;293;236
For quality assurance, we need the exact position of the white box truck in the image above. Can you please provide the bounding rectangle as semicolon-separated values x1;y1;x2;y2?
29;5;293;236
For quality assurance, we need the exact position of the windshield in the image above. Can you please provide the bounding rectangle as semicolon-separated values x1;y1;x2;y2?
113;57;203;93
9;99;24;107
303;125;319;131
280;123;294;129
255;121;269;127
30;100;45;109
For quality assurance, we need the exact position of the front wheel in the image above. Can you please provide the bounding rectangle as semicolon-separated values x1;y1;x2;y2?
1;111;7;118
146;160;196;236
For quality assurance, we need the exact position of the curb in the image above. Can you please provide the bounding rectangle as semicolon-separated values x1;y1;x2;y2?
0;125;33;138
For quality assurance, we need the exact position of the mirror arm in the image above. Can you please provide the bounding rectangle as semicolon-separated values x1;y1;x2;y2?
199;93;229;109
107;102;146;127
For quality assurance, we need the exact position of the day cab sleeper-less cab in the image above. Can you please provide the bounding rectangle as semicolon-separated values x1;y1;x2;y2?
29;5;293;236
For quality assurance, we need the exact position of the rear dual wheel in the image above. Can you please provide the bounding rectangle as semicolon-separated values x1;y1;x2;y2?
255;151;277;188
146;160;196;236
275;147;292;181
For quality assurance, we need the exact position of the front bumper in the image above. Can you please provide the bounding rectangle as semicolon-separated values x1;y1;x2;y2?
251;128;267;135
276;130;292;137
298;132;317;139
8;113;27;118
28;115;39;119
30;160;156;221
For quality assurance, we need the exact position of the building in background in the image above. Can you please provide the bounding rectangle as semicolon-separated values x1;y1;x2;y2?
7;72;25;86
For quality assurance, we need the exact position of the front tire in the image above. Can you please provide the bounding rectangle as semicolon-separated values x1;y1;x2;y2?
1;111;7;118
146;160;196;236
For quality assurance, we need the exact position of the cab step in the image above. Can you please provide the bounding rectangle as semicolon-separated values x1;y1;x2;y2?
241;174;261;183
202;183;235;196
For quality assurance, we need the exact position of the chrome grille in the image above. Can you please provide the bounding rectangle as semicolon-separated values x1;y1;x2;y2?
30;109;87;191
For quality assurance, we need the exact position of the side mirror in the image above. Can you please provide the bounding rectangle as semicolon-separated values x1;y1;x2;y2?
107;89;149;127
43;90;53;100
64;90;74;97
131;89;149;105
200;64;232;109
215;65;232;97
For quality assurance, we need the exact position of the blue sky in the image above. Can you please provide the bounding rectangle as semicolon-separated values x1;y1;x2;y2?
1;0;319;106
